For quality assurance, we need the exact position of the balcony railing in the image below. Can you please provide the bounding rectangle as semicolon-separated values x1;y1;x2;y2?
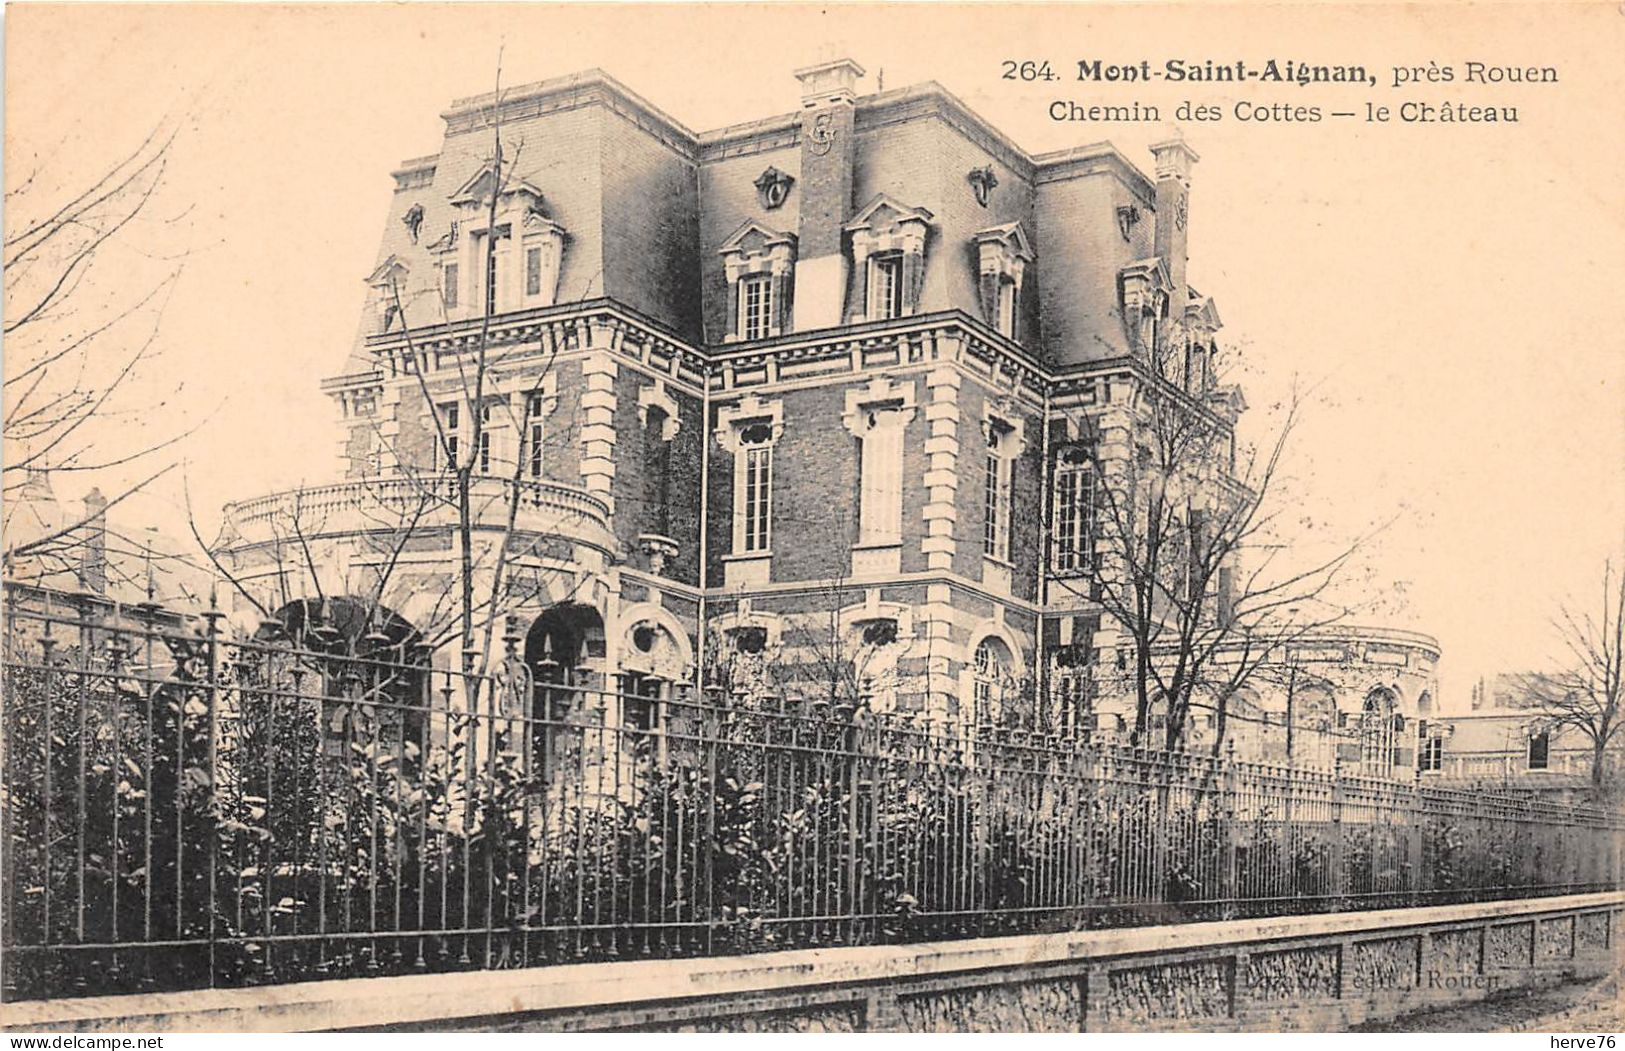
220;473;611;544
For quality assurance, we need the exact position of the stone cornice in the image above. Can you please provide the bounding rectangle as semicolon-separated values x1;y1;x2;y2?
1032;143;1157;203
434;68;1160;204
697;114;800;162
442;70;700;163
355;299;1230;438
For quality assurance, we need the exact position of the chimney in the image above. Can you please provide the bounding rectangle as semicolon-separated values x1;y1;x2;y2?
1150;136;1199;335
79;488;107;595
790;58;864;331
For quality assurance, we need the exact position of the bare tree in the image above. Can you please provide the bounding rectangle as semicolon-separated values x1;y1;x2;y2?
4;120;197;573
1054;326;1381;752
1514;558;1625;788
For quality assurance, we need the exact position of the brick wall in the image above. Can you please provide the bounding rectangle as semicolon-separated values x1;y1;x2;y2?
544;358;583;486
764;385;859;582
609;372;704;586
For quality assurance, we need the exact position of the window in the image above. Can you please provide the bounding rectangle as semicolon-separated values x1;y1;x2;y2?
439;402;460;470
1359;690;1396;775
1419;733;1444;772
857;406;906;544
1528;730;1550;770
478;403;493;474
1053;448;1095;573
738;423;774;553
525;247;543;297
1051;652;1092;737
621;674;663;737
983;426;1012;561
481;224;511;316
443;263;459;309
972;637;1012;726
644;407;673;535
740;275;774;341
870;253;904;320
526;393;545;480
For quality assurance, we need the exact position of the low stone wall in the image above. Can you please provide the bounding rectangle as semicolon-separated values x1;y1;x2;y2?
3;893;1620;1033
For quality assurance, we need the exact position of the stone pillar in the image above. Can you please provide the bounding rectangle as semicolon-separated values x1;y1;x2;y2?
921;366;962;572
580;354;618;516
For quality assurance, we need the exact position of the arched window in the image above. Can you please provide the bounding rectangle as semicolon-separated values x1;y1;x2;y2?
971;637;1013;726
1360;688;1398;775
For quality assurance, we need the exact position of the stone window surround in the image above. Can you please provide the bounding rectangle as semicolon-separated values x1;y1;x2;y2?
980;396;1027;579
720;225;796;343
851;225;928;322
958;617;1027;731
637;380;682;443
441;170;567;322
1051;445;1096;577
841;375;919;554
973;223;1034;340
709;602;786;652
617;600;696;680
715;394;785;572
425;371;560;476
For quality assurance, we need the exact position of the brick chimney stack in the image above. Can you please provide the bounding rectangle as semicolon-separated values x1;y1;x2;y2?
791;58;864;331
1150;136;1199;334
79;488;107;595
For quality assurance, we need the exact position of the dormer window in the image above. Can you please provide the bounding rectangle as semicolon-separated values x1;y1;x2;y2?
719;220;795;343
846;195;931;324
444;164;567;321
365;255;410;334
1120;258;1173;357
478;224;512;316
973;222;1034;342
525;247;543;297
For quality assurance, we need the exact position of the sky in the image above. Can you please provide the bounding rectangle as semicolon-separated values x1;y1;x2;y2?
5;2;1623;709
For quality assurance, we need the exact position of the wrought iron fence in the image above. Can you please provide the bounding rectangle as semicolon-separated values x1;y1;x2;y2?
2;589;1621;1002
